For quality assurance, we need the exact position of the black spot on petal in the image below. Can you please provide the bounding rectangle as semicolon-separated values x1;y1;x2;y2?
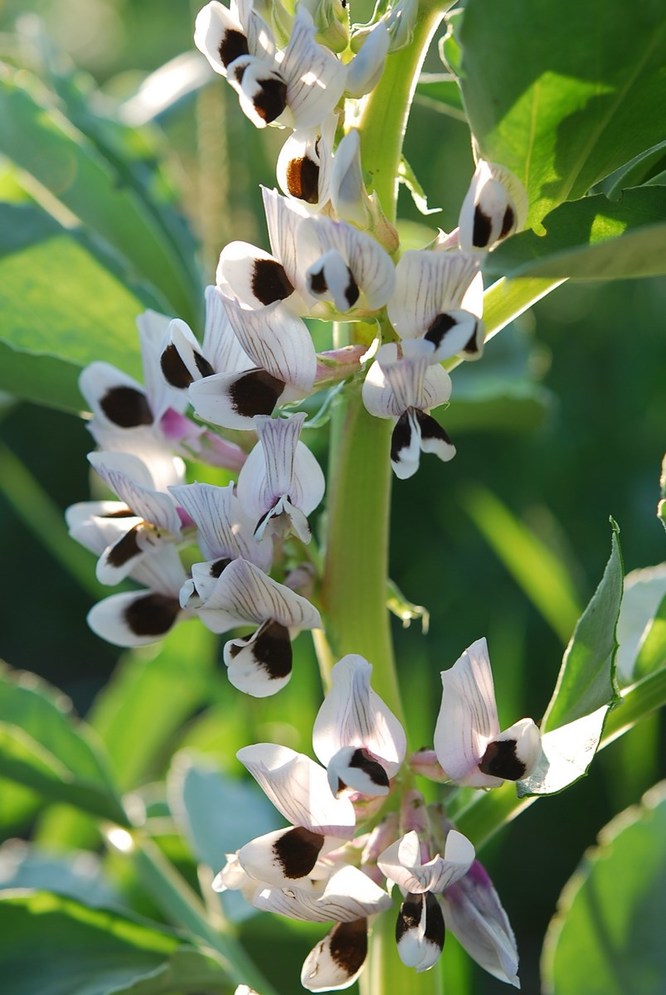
234;63;247;84
123;593;180;638
349;748;389;789
253;76;288;124
463;321;481;354
229;369;284;418
309;267;328;295
103;506;136;519
219;29;249;68
210;557;232;578
479;739;525;780
344;269;360;308
251;258;294;305
252;620;292;679
161;344;194;389
390;412;412;464
273;827;324;879
396;893;444;949
100;386;152;428
423;892;445;946
194;351;215;378
500;204;516;240
286;156;320;204
472;207;493;249
415;410;453;446
329;919;367;977
425;312;457;350
106;524;143;568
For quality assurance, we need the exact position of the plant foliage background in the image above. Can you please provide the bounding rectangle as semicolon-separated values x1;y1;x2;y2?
0;0;664;992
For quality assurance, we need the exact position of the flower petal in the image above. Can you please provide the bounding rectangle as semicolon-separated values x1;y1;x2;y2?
378;829;474;895
312;654;406;777
395;891;445;972
80;362;153;431
237;744;356;837
276;115;337;209
279;7;347;130
301;919;368;992
298;215;395;312
345;21;390;97
440;861;520;988
170;481;272;570
224;620;293;697
224;299;317;393
88;590;182;647
423;310;484;363
434;637;502;787
388;250;482;340
217;240;295;309
203;284;255;373
238;826;337;885
458;160;528;254
87;451;182;534
254;865;392;922
194;1;250;76
188;368;286;429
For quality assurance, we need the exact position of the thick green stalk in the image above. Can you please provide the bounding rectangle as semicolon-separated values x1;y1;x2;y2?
321;5;450;995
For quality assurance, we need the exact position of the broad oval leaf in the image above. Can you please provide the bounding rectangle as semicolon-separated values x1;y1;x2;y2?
0;665;128;826
543;781;666;995
487;187;666;281
459;0;666;227
0;890;228;995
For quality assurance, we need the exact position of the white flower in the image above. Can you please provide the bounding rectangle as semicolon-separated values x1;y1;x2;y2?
345;21;390;97
236;413;325;541
458;160;528;254
395;891;445;972
301;919;368;991
362;341;455;479
312;654;406;797
434;637;541;787
388;249;485;361
277;114;337;210
377;829;474;895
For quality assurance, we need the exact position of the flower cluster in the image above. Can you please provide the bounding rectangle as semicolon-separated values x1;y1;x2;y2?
217;645;541;990
65;0;534;989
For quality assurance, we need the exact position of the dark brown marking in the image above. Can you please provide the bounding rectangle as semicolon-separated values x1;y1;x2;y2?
251;258;294;305
390;412;412;464
309;268;328;294
416;411;453;446
396;892;445;949
218;28;249;68
100;386;152;428
479;739;525;781
349;748;389;789
229;369;284;417
286;156;320;203
252;619;292;679
161;343;194;389
344;269;360;308
500;204;516;240
106;524;143;568
272;827;324;879
253;77;288;124
194;351;215;378
425;312;457;350
329;919;367;977
123;593;179;637
103;506;135;519
210;557;232;578
472;207;493;248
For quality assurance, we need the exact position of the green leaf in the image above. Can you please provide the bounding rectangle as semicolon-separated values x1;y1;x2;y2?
459;0;666;227
543;781;666;995
0;891;228;995
461;485;582;643
605;140;666;198
0;203;145;412
0;666;129;826
90;626;218;791
542;521;623;732
0;68;198;324
659;454;666;532
0;841;120;909
616;565;666;685
414;73;466;120
487;188;666;281
634;596;666;680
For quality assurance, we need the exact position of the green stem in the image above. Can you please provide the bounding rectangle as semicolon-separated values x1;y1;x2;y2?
127;834;280;995
322;5;450;995
454;667;666;849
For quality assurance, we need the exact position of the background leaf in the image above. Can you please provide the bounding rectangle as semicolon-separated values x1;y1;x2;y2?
0;68;199;323
615;564;666;685
542;780;666;995
542;522;623;730
0;890;228;995
459;0;666;226
0;666;128;825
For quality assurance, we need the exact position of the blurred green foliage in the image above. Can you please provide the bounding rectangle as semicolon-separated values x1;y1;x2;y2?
0;1;664;993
